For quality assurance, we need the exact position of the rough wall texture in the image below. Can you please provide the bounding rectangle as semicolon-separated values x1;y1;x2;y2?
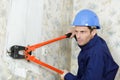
1;0;73;80
0;0;10;80
0;0;120;80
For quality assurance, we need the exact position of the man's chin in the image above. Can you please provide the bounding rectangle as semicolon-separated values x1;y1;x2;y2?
78;42;86;46
78;43;83;46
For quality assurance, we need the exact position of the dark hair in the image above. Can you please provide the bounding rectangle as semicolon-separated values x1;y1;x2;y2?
87;26;96;32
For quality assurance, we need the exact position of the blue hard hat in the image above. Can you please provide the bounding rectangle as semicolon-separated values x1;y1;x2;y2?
72;9;100;29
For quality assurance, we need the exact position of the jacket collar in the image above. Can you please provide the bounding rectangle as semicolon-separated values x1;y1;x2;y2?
79;34;98;50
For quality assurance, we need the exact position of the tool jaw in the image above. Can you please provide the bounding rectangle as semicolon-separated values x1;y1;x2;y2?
9;45;26;59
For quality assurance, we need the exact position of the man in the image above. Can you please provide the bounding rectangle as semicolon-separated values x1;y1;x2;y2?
60;9;119;80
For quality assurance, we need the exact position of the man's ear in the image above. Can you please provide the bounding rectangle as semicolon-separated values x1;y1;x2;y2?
91;29;97;36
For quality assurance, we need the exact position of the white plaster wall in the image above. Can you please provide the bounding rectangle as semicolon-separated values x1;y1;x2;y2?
0;0;10;80
1;0;72;80
5;0;45;79
6;0;43;47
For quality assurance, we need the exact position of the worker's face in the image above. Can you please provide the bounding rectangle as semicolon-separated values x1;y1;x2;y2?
74;26;96;46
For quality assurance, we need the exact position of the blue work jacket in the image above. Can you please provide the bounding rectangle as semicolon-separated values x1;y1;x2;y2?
64;34;119;80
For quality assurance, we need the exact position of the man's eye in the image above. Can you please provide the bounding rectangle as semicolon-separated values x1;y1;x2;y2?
81;31;85;33
75;31;78;33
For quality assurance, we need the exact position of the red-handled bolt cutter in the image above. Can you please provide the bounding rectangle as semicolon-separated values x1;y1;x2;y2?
9;33;72;74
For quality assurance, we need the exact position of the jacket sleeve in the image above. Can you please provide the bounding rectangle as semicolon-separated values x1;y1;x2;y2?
64;72;77;80
64;52;104;80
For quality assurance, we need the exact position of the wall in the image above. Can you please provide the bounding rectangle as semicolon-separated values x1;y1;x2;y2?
0;0;10;80
0;0;73;80
0;0;120;80
71;0;120;80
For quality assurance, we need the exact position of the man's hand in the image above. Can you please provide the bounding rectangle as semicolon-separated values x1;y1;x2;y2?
66;27;76;38
60;70;69;80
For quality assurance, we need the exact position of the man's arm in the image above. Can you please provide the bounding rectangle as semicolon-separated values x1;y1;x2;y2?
63;52;104;80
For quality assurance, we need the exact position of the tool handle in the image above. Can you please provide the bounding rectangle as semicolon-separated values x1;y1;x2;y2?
26;55;64;74
27;33;72;52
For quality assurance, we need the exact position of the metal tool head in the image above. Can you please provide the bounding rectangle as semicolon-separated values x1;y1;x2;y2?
9;45;26;59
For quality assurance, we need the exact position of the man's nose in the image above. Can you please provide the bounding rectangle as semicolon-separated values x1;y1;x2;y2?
76;33;81;39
